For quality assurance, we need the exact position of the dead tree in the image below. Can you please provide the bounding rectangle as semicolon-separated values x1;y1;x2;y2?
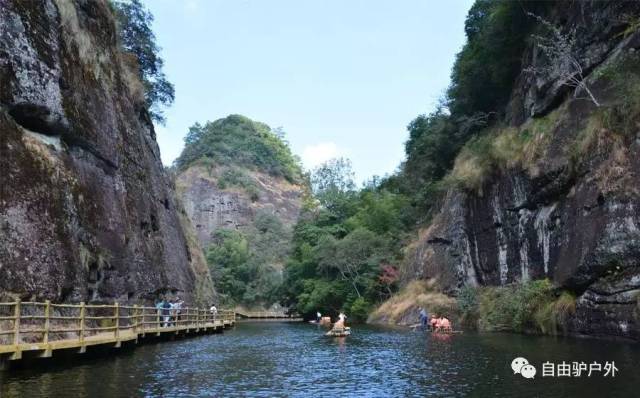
525;13;600;107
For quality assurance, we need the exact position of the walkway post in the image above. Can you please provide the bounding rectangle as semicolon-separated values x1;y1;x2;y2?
133;305;138;334
13;299;20;347
79;302;85;343
43;300;51;344
114;302;119;339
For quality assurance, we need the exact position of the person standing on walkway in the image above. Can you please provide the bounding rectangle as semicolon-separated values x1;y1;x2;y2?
162;299;172;327
173;297;184;326
155;299;165;327
210;304;218;321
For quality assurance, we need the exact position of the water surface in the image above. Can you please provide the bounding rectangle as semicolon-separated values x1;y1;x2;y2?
1;322;638;397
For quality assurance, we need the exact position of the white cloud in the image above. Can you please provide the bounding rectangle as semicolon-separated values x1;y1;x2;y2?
301;142;347;169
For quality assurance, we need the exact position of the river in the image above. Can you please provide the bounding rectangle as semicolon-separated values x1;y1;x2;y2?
1;322;638;397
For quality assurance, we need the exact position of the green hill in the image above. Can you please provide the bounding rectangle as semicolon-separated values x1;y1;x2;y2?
175;114;303;183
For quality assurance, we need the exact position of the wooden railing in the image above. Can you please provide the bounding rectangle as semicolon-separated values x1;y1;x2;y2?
0;300;235;348
235;311;298;319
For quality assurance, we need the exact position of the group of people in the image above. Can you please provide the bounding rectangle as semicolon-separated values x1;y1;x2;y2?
315;310;347;329
155;297;184;327
419;307;453;333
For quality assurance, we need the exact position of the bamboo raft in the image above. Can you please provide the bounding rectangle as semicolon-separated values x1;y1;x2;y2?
326;326;351;337
409;324;463;334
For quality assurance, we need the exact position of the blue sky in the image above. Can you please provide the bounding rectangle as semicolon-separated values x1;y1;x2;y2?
146;0;473;183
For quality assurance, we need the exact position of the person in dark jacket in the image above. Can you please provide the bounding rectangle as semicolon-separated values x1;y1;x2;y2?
162;300;172;327
419;307;429;331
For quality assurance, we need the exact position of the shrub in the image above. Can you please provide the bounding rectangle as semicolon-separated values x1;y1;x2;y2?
443;133;496;193
217;168;261;201
367;280;458;325
348;297;371;323
597;52;640;137
477;279;554;332
444;107;561;192
457;285;479;327
534;291;576;335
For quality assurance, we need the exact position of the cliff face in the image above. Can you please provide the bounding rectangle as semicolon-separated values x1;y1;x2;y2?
0;0;214;305
405;2;640;340
176;163;303;253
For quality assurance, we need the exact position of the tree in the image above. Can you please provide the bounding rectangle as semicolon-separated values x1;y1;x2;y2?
113;0;175;123
448;1;543;117
183;123;204;146
206;229;250;303
310;158;357;219
175;115;303;183
346;190;409;236
205;209;293;307
332;228;386;298
378;263;399;298
310;157;355;194
524;13;600;107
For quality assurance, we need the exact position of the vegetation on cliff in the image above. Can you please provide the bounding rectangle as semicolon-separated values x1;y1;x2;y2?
283;0;640;332
174;115;304;308
383;0;550;216
113;0;639;331
207;211;290;306
175;115;303;183
113;0;175;123
281;1;550;320
457;280;576;335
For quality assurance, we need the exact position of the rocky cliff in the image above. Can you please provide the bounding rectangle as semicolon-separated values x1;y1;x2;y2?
173;114;304;307
177;163;303;251
0;0;214;305
404;2;640;340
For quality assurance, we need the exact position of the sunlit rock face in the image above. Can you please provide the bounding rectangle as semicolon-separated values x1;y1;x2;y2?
176;164;303;251
0;0;214;305
405;1;640;340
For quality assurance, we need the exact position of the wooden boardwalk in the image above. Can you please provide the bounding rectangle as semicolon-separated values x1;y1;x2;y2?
0;300;235;364
235;311;302;321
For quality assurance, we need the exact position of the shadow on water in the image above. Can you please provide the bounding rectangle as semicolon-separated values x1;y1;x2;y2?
1;322;638;397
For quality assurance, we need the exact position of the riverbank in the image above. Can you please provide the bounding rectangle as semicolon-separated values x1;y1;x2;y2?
368;279;639;342
367;280;459;326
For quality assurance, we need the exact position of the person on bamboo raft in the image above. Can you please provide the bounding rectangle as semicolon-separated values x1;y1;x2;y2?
430;315;439;331
334;312;347;329
435;316;452;333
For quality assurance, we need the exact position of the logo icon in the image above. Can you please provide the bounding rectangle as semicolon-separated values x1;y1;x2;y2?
511;357;536;379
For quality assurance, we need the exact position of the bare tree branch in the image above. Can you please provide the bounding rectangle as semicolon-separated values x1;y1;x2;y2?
524;12;600;107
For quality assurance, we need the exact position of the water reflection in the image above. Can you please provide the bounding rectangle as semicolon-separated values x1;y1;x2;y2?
1;322;638;397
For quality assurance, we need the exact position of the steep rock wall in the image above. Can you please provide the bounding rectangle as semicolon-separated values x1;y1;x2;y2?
405;2;640;340
176;164;303;251
0;0;214;305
